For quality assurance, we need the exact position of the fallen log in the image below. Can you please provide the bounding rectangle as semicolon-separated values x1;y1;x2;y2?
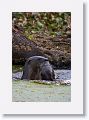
12;26;71;69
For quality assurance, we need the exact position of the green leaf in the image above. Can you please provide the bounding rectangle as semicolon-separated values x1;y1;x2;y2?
37;21;44;27
28;35;33;40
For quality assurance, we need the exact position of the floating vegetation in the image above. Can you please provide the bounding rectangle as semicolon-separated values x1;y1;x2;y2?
29;80;71;86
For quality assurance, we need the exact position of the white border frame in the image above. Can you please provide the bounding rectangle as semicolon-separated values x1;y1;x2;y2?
0;0;83;114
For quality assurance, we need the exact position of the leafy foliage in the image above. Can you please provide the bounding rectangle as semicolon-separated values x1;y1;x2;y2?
12;12;71;38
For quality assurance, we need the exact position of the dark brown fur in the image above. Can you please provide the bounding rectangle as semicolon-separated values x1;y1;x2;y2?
21;56;55;81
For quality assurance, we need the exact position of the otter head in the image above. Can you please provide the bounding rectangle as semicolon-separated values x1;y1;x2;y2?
27;56;48;68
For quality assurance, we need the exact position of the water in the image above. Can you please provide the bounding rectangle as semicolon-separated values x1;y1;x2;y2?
55;70;71;80
12;70;71;80
12;69;71;102
12;81;71;102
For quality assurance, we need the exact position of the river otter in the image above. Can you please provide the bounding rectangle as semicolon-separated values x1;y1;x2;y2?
21;56;55;81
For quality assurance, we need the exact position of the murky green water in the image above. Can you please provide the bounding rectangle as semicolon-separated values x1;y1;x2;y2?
12;80;71;102
12;65;71;102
